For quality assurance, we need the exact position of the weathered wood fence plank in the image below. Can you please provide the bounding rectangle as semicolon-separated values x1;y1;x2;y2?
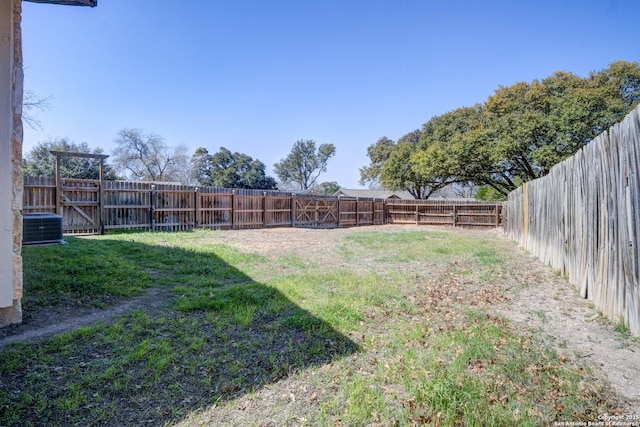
504;105;640;336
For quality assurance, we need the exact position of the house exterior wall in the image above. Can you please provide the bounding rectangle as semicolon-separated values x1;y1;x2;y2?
0;0;23;327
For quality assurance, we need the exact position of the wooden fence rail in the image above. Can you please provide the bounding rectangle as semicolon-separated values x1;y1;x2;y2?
504;104;640;336
23;178;502;233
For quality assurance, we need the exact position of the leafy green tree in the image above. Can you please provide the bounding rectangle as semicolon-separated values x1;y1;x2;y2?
379;140;422;197
378;130;452;199
475;178;522;201
397;129;422;145
318;181;341;196
112;129;190;183
359;136;396;187
382;60;640;198
475;62;639;191
592;59;640;112
190;147;277;189
22;138;118;180
416;106;491;190
190;147;213;186
274;140;336;190
475;186;507;201
361;129;455;199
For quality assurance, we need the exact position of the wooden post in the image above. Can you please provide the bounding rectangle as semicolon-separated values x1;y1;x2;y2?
231;190;236;229
262;191;267;227
194;187;200;228
453;204;458;227
522;182;528;247
98;157;104;234
415;201;419;225
337;196;342;228
356;197;360;226
55;154;62;216
384;200;388;224
314;199;319;227
291;193;296;227
150;185;156;232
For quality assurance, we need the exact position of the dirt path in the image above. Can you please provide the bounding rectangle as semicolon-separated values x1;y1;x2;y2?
496;251;640;411
0;287;174;351
1;225;638;412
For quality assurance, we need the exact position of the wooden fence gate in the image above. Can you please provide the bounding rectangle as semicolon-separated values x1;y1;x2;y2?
293;196;338;228
50;150;110;234
59;178;102;234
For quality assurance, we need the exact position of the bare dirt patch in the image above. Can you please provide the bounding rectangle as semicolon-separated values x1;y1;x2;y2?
495;250;640;411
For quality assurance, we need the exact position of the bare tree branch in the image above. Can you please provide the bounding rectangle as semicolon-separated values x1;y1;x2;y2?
22;90;53;131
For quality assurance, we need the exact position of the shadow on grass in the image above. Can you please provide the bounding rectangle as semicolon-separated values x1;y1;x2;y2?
0;236;360;426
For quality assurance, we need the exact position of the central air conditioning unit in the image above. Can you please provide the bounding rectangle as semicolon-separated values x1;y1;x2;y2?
23;213;63;245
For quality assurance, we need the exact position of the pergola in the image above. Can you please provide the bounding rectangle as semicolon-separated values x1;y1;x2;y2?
0;0;96;327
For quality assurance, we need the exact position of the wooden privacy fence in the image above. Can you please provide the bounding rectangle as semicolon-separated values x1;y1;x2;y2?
22;179;392;232
23;178;501;233
504;104;640;336
386;199;502;227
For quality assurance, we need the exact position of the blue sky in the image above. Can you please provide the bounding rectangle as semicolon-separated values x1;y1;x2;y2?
21;0;640;188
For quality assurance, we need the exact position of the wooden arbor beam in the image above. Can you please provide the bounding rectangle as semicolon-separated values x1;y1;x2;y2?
49;150;109;160
24;0;96;6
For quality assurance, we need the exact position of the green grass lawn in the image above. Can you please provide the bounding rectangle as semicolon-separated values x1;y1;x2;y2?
0;228;626;426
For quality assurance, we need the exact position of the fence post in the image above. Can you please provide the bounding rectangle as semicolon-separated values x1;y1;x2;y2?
291;193;296;227
98;181;104;235
384;200;388;224
383;199;387;224
231;190;236;229
416;201;419;225
453;204;458;227
194;187;200;228
356;197;360;226
337;195;342;228
151;185;156;232
263;191;267;227
522;182;528;246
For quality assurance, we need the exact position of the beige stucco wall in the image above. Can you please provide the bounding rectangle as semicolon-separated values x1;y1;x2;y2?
0;0;23;327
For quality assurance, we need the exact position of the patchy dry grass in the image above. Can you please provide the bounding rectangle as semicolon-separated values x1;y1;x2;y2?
0;227;627;426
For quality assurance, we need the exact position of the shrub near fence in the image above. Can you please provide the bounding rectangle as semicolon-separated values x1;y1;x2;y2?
504;104;640;336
